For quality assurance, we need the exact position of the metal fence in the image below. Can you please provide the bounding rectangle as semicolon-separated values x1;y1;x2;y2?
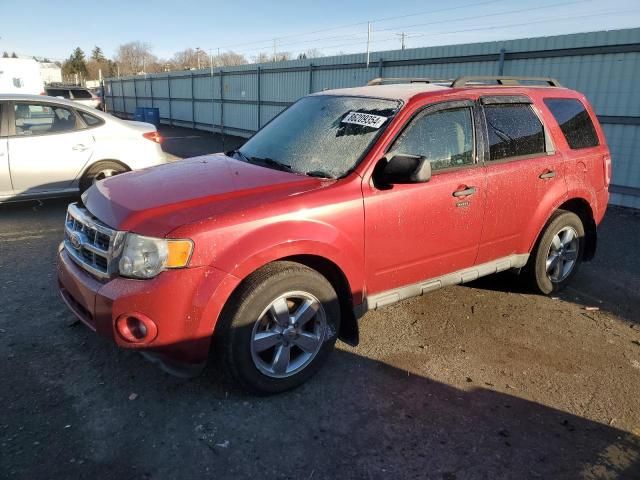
105;28;640;208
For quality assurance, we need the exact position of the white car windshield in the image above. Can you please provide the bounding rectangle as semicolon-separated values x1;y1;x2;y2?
236;95;401;178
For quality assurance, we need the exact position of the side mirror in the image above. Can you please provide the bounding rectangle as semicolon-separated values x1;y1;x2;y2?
374;153;432;186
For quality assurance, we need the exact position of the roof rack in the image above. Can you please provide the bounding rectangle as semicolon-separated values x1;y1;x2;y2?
451;76;562;88
367;77;452;86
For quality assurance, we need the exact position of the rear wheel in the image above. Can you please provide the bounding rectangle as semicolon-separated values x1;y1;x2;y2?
528;210;585;294
215;262;340;394
79;161;128;194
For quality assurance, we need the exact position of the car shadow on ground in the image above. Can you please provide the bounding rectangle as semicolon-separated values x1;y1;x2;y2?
465;206;640;326
6;328;640;479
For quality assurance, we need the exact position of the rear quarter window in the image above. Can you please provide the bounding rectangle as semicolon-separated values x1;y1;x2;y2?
544;98;599;149
78;111;103;127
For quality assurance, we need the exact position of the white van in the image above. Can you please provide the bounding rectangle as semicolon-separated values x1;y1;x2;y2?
0;58;45;95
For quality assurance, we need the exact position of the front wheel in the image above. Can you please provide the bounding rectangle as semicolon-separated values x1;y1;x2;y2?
215;262;340;394
528;210;585;294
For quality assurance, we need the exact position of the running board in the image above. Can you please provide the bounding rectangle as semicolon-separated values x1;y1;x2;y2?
363;254;529;311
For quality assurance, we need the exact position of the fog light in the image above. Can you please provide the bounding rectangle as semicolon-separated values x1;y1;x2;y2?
116;313;158;344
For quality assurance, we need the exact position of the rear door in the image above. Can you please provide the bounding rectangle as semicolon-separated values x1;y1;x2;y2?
363;100;487;295
0;102;12;197
7;101;95;193
476;96;567;264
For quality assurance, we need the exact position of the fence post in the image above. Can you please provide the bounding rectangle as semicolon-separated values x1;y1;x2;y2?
133;78;138;111
167;75;173;127
257;66;261;130
120;79;125;117
149;75;154;109
308;63;313;93
191;71;196;129
211;66;215;134
220;69;225;151
498;48;506;75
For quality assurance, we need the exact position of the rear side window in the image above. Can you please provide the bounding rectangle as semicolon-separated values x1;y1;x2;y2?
13;103;78;136
47;88;69;98
484;104;545;161
544;98;599;149
71;89;92;99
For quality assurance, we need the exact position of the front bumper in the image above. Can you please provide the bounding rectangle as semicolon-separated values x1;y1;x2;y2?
57;244;239;374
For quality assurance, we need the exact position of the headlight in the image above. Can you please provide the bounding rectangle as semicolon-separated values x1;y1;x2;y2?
118;233;193;279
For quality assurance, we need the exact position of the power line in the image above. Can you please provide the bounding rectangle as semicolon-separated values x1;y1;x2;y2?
224;0;592;57
213;0;505;52
299;8;639;55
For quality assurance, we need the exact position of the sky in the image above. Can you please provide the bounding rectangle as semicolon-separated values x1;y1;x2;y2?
1;0;639;62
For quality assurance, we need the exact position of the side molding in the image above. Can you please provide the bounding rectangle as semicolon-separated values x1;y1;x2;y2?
362;254;530;312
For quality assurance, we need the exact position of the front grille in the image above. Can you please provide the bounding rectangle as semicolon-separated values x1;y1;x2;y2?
64;203;125;279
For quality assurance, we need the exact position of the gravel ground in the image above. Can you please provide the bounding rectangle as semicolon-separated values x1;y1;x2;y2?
0;130;639;479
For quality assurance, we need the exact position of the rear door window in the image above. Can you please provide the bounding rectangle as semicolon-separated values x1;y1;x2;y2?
544;98;599;149
484;104;546;161
13;103;78;136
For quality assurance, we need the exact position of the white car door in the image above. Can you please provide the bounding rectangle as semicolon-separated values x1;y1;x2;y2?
0;102;12;197
8;101;94;194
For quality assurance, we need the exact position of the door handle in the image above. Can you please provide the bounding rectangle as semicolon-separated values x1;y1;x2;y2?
72;144;89;152
452;186;476;197
539;170;556;179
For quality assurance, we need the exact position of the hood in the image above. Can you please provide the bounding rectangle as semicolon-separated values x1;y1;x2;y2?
82;154;328;236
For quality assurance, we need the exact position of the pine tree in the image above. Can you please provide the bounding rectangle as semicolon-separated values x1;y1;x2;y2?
91;46;106;62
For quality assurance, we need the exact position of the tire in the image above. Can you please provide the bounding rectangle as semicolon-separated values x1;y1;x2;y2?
215;261;341;395
79;161;128;194
527;210;585;295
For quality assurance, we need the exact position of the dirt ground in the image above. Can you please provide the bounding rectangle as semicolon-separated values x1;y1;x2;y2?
1;128;639;479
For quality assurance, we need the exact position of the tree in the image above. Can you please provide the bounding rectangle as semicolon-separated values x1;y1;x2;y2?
304;48;324;59
62;47;88;82
2;52;8;58
91;46;106;62
114;41;158;75
171;48;201;70
11;52;18;58
217;51;248;67
252;52;272;64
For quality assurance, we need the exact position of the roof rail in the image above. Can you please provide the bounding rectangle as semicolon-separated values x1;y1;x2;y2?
367;77;451;86
451;76;562;88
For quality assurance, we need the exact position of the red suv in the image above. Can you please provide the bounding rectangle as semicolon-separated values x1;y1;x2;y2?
57;76;611;393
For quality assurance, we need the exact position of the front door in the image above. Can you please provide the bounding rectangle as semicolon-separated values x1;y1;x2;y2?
363;101;487;296
7;101;94;194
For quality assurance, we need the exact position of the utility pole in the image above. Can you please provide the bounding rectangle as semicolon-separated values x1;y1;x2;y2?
209;48;214;75
273;39;277;62
395;32;406;50
366;21;371;68
196;47;201;70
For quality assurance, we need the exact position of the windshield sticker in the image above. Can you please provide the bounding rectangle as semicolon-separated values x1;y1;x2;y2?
341;111;387;129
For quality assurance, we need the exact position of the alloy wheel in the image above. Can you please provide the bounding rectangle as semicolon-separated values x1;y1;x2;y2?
250;291;327;379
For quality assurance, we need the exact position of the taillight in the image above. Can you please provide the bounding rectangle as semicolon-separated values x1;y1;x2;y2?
142;131;162;144
603;154;611;187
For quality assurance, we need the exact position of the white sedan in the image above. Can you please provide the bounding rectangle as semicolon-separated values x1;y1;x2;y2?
0;94;167;202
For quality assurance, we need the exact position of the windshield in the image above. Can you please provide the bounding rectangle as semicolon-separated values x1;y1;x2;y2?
237;95;400;178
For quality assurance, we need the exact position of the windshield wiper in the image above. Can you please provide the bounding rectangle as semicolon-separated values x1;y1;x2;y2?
305;170;335;179
247;156;294;173
227;149;250;162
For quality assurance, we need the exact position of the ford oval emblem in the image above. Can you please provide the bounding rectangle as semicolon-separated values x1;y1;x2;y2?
69;231;84;249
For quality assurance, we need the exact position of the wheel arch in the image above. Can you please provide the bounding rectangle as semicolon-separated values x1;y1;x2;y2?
556;197;597;261
79;158;131;182
213;254;360;347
